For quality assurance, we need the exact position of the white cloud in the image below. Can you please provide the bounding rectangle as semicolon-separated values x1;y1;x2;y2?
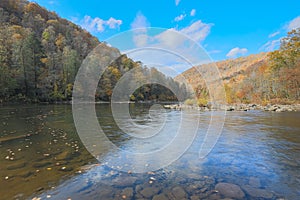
175;0;181;6
287;16;300;31
180;20;213;43
80;15;122;33
154;20;212;49
130;12;150;47
226;47;248;58
261;39;281;52
106;17;122;29
268;31;280;38
190;9;196;17
131;12;150;30
174;14;186;22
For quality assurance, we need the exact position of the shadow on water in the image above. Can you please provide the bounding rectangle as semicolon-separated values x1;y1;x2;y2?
0;105;300;199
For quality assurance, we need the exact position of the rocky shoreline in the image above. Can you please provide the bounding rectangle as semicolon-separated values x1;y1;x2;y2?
164;103;300;112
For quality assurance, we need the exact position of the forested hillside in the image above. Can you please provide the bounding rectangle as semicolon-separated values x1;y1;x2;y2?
177;28;300;105
0;0;186;103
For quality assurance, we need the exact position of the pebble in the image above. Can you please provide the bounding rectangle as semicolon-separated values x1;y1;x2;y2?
46;195;51;198
5;176;9;180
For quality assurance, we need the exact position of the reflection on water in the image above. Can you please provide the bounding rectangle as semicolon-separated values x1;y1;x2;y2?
0;104;299;199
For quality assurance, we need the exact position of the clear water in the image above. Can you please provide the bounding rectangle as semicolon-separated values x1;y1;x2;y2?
0;104;299;199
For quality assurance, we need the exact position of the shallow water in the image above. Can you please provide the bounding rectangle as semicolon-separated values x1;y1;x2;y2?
0;104;299;199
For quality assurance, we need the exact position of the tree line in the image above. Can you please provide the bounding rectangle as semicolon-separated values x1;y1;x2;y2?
0;0;188;103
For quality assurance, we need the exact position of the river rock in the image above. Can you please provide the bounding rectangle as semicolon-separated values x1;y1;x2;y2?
55;151;80;161
18;171;33;178
121;187;133;199
191;195;201;200
215;183;245;199
33;161;51;168
7;162;26;170
140;187;160;198
242;185;273;199
172;186;187;199
153;193;169;200
95;187;114;199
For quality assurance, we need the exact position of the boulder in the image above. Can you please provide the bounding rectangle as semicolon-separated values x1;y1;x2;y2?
215;183;245;199
242;185;273;199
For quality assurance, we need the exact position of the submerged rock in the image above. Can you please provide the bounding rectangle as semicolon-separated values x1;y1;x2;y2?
215;183;245;199
140;187;160;198
121;187;133;199
33;161;51;168
171;186;187;199
55;151;80;161
153;193;169;200
242;185;273;199
7;162;26;170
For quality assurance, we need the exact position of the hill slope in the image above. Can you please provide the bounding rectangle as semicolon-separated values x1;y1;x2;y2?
176;41;300;105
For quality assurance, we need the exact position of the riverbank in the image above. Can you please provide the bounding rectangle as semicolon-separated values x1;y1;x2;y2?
164;103;300;112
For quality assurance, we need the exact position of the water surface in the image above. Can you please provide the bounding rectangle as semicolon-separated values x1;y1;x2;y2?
0;104;299;199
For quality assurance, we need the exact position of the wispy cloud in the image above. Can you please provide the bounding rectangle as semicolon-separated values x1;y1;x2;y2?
261;39;281;52
226;47;248;58
268;31;280;38
174;14;186;22
287;16;300;31
209;50;222;54
130;12;150;47
80;15;122;33
190;9;196;17
175;0;181;6
261;16;300;52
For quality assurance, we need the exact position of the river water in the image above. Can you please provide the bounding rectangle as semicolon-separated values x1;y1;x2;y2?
0;104;299;200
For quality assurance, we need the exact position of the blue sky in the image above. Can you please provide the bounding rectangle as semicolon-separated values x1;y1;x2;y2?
31;0;300;63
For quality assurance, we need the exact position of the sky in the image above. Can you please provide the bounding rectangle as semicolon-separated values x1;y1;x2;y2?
30;0;300;74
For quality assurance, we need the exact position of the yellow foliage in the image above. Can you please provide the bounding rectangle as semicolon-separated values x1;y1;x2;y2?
197;98;208;106
40;58;48;64
12;33;22;40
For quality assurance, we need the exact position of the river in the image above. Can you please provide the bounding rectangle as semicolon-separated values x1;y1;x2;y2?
0;104;299;200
